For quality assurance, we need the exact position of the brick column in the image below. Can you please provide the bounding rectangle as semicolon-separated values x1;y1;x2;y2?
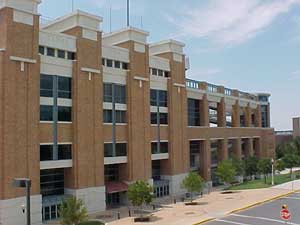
232;101;240;127
244;105;252;127
217;139;228;162
232;138;242;160
244;138;254;158
254;138;262;158
200;94;209;126
217;98;226;127
255;105;262;127
200;139;211;181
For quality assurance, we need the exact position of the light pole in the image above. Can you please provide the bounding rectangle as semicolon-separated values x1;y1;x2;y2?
12;178;31;225
271;158;275;186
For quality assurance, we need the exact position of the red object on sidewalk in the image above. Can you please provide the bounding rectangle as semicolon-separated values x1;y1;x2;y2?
281;209;291;220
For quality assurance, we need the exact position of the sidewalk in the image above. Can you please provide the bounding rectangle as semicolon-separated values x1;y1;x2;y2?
104;186;294;225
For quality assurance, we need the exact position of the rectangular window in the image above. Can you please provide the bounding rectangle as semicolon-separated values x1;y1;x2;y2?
152;68;157;76
58;77;72;99
150;89;167;107
114;85;126;104
40;169;64;196
102;58;106;66
104;143;127;157
47;47;55;57
40;105;53;121
114;61;121;68
151;112;157;124
67;52;75;60
103;83;113;102
188;98;200;126
103;110;126;123
151;142;168;154
58;106;72;122
105;165;119;182
164;71;170;77
58;145;72;160
150;89;157;106
39;46;45;55
122;62;128;70
103;110;112;123
116;110;126;123
158;70;164;77
40;145;53;161
151;113;168;125
40;74;53;97
159;90;167;107
57;50;66;59
106;59;113;67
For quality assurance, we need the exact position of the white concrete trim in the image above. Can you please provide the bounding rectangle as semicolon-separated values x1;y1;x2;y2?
57;98;72;107
151;153;169;160
40;142;73;145
174;83;185;88
65;186;106;214
134;76;149;82
150;106;168;113
188;138;207;141
13;9;33;26
40;97;53;106
82;28;98;41
161;173;188;196
40;160;73;170
41;55;73;77
10;56;36;64
134;43;145;53
103;102;127;111
81;67;101;74
104;141;128;144
0;0;41;15
151;140;168;143
0;48;5;51
104;156;127;165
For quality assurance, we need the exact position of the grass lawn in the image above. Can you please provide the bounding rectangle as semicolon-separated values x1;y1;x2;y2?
78;221;104;225
227;174;295;190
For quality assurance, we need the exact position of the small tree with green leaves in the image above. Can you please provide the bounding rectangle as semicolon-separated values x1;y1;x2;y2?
215;160;236;186
244;156;258;179
59;196;88;225
232;157;245;177
181;172;205;202
128;180;153;218
275;159;285;172
282;153;300;178
257;158;272;183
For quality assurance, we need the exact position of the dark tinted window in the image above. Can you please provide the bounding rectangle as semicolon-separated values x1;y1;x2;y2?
102;58;106;66
160;113;168;124
150;89;157;106
58;145;72;160
122;62;128;70
39;46;45;55
40;145;53;161
67;52;75;60
150;89;167;107
159;90;167;107
188;98;200;126
152;68;157;75
47;48;55;57
105;164;119;182
114;61;121;68
58;77;72;99
40;105;53;121
104;143;127;157
158;70;163;77
40;169;64;196
151;112;157;124
107;59;113;67
57;50;66;59
58;106;72;122
103;110;112;123
103;83;113;102
116;110;126;123
115;85;126;104
40;74;53;97
151;142;168;154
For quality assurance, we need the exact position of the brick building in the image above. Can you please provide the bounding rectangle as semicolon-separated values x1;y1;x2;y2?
0;1;275;224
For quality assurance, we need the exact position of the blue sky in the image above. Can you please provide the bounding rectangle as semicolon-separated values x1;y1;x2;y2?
39;0;300;130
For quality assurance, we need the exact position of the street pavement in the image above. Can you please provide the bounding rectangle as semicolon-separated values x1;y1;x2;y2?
203;192;300;225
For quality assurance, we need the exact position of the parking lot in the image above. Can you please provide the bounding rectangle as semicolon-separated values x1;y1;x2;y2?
204;192;300;225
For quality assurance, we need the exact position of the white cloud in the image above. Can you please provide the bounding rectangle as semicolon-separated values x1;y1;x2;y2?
169;0;300;45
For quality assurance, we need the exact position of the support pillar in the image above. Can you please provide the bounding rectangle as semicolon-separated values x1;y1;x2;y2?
217;98;226;127
200;94;209;127
232;138;242;160
255;105;262;127
217;139;228;162
244;105;252;127
244;138;254;158
254;138;262;158
232;101;240;127
200;140;211;181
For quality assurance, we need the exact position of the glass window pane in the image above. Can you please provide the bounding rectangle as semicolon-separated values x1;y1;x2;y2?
151;113;157;124
58;145;72;160
103;83;112;102
160;113;168;124
159;90;167;107
39;46;45;55
116;143;127;156
58;106;72;122
40;74;53;97
151;142;158;154
158;70;163;76
122;62;128;70
104;143;113;157
40;145;53;161
57;50;66;59
152;68;157;76
103;110;112;123
40;105;53;121
47;48;55;57
116;110;126;123
114;61;121;68
58;77;72;99
67;52;75;60
150;89;157;106
115;85;126;104
107;59;113;67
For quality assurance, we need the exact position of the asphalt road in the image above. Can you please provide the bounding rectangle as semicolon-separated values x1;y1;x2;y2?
204;192;300;225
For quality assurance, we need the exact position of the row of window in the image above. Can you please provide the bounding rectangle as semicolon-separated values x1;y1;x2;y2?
40;105;72;122
104;143;127;157
103;110;126;123
40;169;64;196
102;58;129;70
40;145;72;161
151;142;168;154
103;83;126;104
151;112;168;125
150;68;170;78
39;46;76;60
150;89;168;107
40;74;72;99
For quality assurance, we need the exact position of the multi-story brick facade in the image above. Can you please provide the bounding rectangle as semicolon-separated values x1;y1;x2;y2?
0;1;275;224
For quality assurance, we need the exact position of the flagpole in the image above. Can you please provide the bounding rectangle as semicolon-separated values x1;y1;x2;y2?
127;0;130;27
72;0;74;11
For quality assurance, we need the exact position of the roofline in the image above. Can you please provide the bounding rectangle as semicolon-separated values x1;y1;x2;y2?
150;39;185;48
103;26;150;38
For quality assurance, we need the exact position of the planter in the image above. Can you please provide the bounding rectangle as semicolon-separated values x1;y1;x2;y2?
134;217;151;222
185;202;198;206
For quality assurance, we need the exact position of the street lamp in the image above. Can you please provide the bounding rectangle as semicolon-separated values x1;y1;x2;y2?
12;178;31;225
271;158;275;186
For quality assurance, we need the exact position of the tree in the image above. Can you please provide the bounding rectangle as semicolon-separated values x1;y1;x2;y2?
232;157;245;177
59;196;88;225
128;180;153;217
275;159;285;172
282;153;300;178
244;156;258;179
257;158;272;183
181;172;205;202
215;160;236;185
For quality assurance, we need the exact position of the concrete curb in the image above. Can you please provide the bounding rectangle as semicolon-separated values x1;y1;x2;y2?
191;189;300;225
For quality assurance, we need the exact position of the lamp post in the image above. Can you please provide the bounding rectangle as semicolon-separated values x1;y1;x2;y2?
271;158;275;186
12;178;31;225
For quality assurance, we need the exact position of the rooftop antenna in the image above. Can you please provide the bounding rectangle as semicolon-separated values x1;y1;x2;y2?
140;16;143;29
127;0;130;27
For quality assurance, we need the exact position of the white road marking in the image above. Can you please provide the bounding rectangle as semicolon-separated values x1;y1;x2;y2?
282;196;300;200
231;214;300;225
215;219;249;225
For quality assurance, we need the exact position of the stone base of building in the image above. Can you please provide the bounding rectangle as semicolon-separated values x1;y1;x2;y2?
65;186;106;214
0;195;42;225
161;173;188;196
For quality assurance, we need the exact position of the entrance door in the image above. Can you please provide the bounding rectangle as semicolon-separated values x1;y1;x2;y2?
106;193;120;207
